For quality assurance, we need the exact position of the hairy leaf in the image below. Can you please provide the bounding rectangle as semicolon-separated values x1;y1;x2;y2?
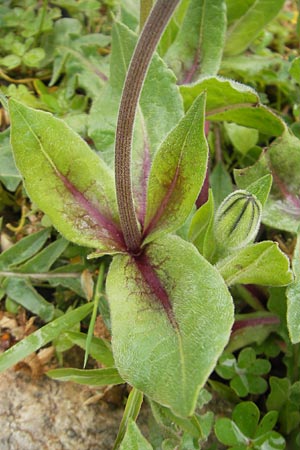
235;132;300;232
143;93;208;244
119;420;153;450
106;234;233;417
9;99;125;254
164;0;226;81
242;174;273;207
226;0;256;24
217;241;293;286
180;76;285;136
224;0;285;56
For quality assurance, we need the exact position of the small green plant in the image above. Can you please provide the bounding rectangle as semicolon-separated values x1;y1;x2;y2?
1;0;300;448
216;348;271;397
215;401;285;450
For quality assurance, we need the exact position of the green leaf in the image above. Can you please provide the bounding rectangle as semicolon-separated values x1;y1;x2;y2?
266;377;290;411
164;0;226;81
18;237;68;273
150;401;203;439
210;162;233;207
217;349;270;397
287;233;300;343
234;131;300;233
113;388;144;450
23;47;45;67
232;402;259;438
253;431;285;449
0;228;51;270
215;418;248;446
0;54;21;69
225;0;256;24
289;56;300;84
64;331;114;367
143;93;208;244
47;18;109;96
238;347;256;368
255;411;278;436
225;122;258;154
216;241;293;286
47;367;123;385
9;99;125;254
230;375;250;397
239;174;273;207
0;129;21;191
180;76;285;136
232;374;268;396
3;278;55;322
119;420;153;450
188;189;216;260
221;53;281;76
224;0;285;56
106;234;233;417
216;353;236;379
0;303;93;373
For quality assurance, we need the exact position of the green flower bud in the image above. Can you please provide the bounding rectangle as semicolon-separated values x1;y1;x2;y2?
214;190;262;250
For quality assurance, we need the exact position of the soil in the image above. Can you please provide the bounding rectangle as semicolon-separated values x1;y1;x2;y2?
0;369;126;450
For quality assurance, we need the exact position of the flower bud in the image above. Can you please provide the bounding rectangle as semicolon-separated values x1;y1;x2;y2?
214;190;262;250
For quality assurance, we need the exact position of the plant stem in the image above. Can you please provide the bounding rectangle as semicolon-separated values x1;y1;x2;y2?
115;0;180;254
139;0;153;31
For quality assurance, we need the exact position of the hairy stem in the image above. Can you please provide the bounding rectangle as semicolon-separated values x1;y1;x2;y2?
115;0;180;254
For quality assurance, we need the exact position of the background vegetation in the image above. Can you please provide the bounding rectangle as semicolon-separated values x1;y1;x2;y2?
1;1;300;449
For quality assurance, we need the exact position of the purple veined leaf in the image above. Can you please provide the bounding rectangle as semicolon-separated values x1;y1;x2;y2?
9;99;126;255
106;234;234;417
142;92;208;244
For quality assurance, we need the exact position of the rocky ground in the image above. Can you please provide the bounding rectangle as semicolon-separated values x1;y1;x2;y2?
0;369;127;450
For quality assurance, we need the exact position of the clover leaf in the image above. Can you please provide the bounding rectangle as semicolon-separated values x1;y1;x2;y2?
215;401;285;450
216;348;271;397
